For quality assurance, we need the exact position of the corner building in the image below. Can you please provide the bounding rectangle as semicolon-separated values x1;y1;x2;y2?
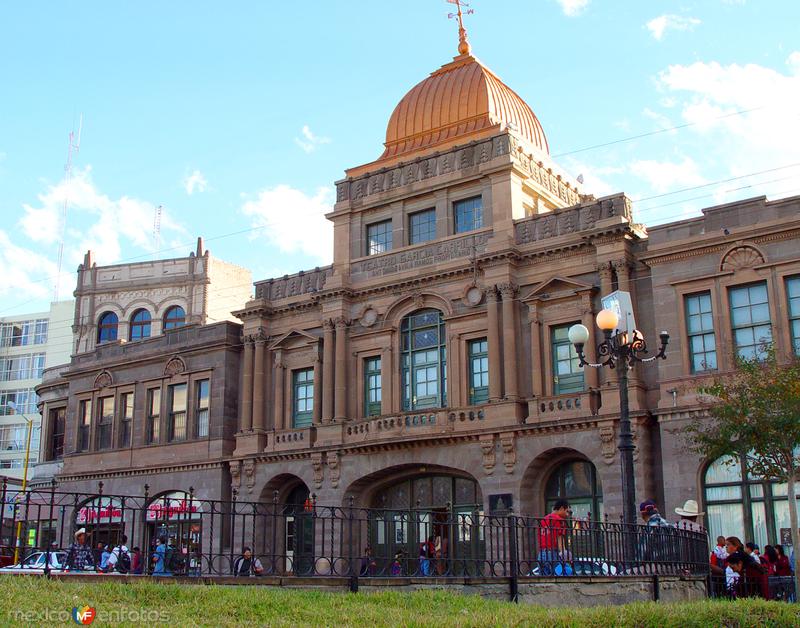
38;44;800;559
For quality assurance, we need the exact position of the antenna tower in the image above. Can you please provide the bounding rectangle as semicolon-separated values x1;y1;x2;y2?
54;115;82;301
153;205;163;257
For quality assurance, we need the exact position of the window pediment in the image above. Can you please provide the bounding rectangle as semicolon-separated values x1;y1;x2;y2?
522;276;594;303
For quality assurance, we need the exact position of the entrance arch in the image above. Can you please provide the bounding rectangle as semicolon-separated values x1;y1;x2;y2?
258;474;313;575
345;465;484;576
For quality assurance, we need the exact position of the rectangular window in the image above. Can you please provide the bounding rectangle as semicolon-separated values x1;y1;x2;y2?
96;396;114;450
364;357;382;416
146;388;161;444
367;220;392;255
292;368;314;428
0;460;22;469
454;196;483;234
552;324;584;395
685;292;717;373
50;407;65;460
119;393;133;448
468;338;489;404
196;379;210;438
168;383;188;442
34;320;48;344
77;399;91;452
409;209;436;245
787;276;800;356
729;282;772;361
0;389;38;415
0;424;27;450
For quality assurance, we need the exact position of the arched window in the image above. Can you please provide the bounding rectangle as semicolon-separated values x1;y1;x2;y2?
97;312;118;343
704;454;800;549
545;460;603;520
129;309;152;340
163;306;186;330
401;309;446;410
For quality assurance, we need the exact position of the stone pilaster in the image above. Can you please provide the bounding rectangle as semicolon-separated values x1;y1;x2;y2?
313;346;322;425
240;337;254;431
485;286;502;402
334;317;349;421
322;320;335;424
580;293;599;389
273;350;285;431
252;333;266;431
528;304;543;397
499;283;519;400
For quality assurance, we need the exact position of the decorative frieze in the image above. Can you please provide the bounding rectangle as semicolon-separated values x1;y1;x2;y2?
515;194;632;245
254;266;333;301
351;232;490;280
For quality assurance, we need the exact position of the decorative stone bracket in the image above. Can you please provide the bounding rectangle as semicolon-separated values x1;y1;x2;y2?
243;459;256;493
326;451;341;488
230;460;242;490
311;452;324;489
499;432;516;474
599;424;615;464
479;434;496;475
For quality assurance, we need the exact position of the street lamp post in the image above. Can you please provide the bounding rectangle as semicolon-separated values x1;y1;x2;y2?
568;311;669;528
7;401;35;564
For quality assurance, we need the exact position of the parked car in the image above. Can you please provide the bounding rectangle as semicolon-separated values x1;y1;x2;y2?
0;551;67;573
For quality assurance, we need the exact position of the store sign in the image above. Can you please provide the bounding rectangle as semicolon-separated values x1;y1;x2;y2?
76;497;124;525
146;492;202;521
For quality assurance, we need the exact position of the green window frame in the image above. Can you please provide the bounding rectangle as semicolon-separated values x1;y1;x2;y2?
454;196;483;234
293;368;314;428
729;282;772;361
468;338;489;405
367;220;392;256
364;357;382;416
409;209;436;245
787;276;800;356
552;324;584;395
401;309;446;411
685;292;717;373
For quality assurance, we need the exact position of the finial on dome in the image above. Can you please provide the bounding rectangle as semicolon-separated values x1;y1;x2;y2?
447;0;474;55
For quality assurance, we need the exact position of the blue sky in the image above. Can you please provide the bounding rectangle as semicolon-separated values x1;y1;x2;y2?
1;0;799;315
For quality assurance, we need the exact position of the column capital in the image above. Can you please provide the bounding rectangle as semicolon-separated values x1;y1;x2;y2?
597;261;612;276
322;318;335;332
484;285;499;302
612;259;629;272
498;282;518;299
333;316;350;330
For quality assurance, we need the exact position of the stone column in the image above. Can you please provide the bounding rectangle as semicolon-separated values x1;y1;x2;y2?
322;320;335;424
313;347;322;425
500;283;519;400
240;337;254;432
381;344;393;414
581;294;599;389
528;304;543;397
485;287;502;402
252;334;266;431
273;351;285;431
598;262;613;297
334;317;349;422
613;259;630;292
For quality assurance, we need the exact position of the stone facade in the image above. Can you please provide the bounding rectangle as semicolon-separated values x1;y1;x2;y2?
30;47;800;558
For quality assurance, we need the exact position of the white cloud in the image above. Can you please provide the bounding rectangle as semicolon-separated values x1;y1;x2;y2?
646;15;701;41
17;166;187;272
562;158;622;198
629;157;706;194
0;230;66;301
555;0;589;17
241;185;333;264
183;169;208;195
294;125;331;154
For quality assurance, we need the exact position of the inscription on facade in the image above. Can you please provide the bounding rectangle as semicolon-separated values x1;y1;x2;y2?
255;266;333;301
351;233;490;280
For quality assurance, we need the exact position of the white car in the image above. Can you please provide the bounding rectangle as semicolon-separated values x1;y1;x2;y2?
0;551;67;573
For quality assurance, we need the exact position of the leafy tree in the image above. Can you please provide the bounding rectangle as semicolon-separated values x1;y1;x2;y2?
686;348;800;593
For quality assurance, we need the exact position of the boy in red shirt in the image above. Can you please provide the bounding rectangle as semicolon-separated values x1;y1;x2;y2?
537;500;571;575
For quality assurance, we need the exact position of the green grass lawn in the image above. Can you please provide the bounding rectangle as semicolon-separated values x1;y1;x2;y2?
1;577;798;627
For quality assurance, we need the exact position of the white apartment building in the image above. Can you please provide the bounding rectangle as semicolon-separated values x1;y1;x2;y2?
0;301;73;480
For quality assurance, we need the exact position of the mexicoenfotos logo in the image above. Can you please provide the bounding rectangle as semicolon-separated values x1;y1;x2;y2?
72;605;97;625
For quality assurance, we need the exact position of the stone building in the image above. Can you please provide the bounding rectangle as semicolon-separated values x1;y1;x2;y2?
32;35;800;561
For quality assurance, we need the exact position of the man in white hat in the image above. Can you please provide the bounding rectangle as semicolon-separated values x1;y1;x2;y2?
62;527;95;571
675;499;705;533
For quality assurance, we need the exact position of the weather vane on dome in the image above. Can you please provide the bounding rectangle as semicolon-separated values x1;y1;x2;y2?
447;0;474;55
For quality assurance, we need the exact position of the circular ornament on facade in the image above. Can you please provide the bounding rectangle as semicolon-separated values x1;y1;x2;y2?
360;307;378;328
463;285;484;307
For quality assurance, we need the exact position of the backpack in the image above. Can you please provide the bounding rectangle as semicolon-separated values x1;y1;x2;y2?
115;547;131;574
166;547;184;573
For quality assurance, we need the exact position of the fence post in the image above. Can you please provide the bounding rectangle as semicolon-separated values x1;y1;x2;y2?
271;490;278;575
508;508;519;603
348;495;358;593
44;479;56;577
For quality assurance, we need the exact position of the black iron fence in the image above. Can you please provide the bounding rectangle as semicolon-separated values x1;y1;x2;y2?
1;480;709;583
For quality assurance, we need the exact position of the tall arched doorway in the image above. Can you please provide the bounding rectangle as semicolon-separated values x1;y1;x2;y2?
282;484;314;575
369;474;483;575
545;460;603;520
401;309;446;410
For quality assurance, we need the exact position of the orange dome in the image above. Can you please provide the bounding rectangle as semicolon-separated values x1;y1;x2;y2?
380;54;549;162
